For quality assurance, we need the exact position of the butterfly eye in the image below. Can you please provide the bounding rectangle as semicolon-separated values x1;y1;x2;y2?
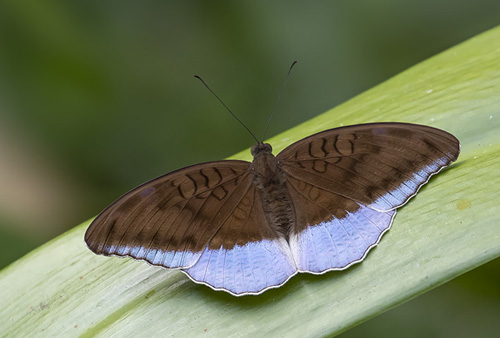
250;144;259;156
251;143;273;156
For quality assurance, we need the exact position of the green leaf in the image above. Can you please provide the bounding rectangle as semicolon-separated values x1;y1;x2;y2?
2;26;500;337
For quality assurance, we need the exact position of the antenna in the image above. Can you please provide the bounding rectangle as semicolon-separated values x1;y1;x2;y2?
194;75;259;144
262;61;297;141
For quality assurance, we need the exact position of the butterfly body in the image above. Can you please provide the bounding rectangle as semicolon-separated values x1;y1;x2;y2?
85;123;460;296
251;143;295;240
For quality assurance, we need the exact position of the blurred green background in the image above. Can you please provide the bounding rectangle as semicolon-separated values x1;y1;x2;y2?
0;1;498;336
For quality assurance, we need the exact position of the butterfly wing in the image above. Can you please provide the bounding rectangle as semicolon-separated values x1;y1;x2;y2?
183;184;296;295
85;159;297;295
285;175;396;273
278;122;460;273
85;160;253;269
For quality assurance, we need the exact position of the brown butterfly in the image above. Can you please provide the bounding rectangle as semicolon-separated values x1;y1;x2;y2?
85;62;460;295
85;121;459;296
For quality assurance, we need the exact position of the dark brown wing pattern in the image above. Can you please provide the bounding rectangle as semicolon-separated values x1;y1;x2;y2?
279;122;460;219
279;123;459;273
85;160;252;269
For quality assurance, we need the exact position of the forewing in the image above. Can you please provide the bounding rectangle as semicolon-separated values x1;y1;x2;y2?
184;185;297;296
278;123;460;212
84;160;252;269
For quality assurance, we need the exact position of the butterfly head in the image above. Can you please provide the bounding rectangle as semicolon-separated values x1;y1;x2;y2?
251;143;273;157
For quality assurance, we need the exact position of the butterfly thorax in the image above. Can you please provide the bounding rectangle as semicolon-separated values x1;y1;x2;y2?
251;143;296;240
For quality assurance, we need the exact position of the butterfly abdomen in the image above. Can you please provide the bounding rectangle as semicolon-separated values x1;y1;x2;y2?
251;146;296;239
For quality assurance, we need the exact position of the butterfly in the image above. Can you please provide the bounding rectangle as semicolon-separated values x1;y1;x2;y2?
85;122;460;296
